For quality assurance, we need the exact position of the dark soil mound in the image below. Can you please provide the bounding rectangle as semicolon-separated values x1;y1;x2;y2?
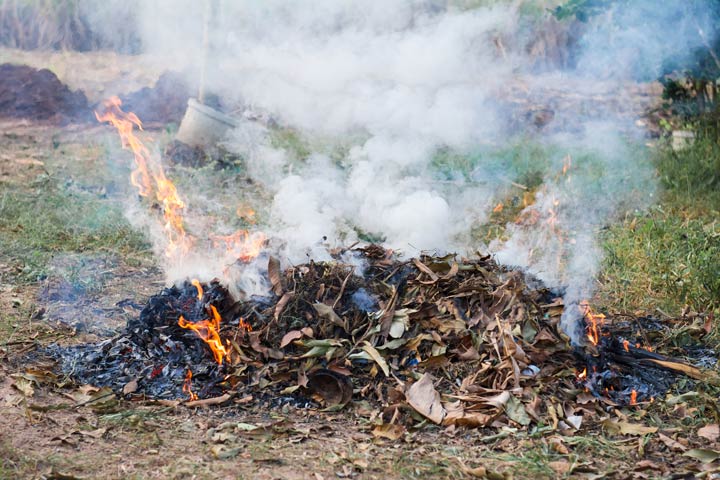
119;71;193;124
0;64;90;122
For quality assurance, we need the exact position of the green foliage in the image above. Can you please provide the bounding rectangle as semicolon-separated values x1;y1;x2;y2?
656;137;720;194
553;0;618;22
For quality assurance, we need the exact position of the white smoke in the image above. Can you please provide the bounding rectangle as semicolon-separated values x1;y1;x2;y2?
86;1;716;341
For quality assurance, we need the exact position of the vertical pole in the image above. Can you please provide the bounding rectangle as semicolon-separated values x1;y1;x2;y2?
198;0;213;104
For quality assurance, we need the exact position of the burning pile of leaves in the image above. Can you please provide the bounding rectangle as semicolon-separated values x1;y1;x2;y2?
46;97;716;434
49;245;716;431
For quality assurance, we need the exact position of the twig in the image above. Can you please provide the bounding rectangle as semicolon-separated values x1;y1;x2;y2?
1;340;36;347
332;267;354;309
185;393;232;407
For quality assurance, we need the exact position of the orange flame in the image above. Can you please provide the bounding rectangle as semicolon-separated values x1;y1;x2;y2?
183;369;198;401
493;202;504;213
212;230;266;263
579;300;605;346
178;305;228;365
95;96;191;259
622;340;630;352
577;368;587;380
630;389;637;405
546;197;561;233
191;278;204;301
236;205;256;224
561;155;572;176
238;317;252;332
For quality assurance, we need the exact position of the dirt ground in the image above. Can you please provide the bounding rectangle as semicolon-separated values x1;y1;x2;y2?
1;50;719;480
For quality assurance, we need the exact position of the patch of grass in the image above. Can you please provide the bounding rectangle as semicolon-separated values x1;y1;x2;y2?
600;208;720;314
599;140;720;317
270;127;312;161
431;139;556;186
0;177;150;283
656;137;720;197
0;441;37;479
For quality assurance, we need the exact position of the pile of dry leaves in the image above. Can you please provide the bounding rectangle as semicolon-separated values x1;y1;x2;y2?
48;245;715;436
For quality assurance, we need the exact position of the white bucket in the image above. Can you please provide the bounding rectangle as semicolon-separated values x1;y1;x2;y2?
175;98;238;147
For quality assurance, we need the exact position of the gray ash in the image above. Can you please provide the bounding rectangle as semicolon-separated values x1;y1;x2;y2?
49;280;239;400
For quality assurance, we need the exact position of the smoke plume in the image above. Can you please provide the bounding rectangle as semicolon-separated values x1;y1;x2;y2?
88;0;716;342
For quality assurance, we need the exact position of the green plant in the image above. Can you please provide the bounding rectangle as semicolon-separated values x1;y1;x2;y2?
656;137;720;195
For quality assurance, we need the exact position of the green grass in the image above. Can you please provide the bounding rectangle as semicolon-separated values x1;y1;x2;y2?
600;208;720;313
0;441;36;480
598;138;720;318
0;176;150;284
431;139;556;186
656;137;720;196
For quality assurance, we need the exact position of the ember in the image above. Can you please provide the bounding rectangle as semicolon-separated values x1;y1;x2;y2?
580;300;604;346
183;369;198;401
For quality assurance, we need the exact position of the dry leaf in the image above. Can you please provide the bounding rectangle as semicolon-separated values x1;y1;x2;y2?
602;419;658;436
313;303;347;332
548;436;569;454
634;460;665;472
698;424;720;442
268;256;284;296
274;292;294;321
44;468;82;480
704;312;714;335
565;415;583;430
658;433;686;452
210;444;242;459
482;391;510;408
372;423;405;440
10;375;34;397
458;465;487;478
79;427;108;439
49;433;78;447
548;461;571;475
306;369;353;407
361;342;390;377
504;395;531;426
280;330;305;348
406;373;446;424
122;379;138;395
684;448;720;463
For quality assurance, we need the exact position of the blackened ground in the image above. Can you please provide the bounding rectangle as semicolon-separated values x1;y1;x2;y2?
0;64;90;122
164;139;244;169
49;280;239;400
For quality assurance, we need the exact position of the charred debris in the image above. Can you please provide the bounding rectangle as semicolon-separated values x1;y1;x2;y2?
49;245;715;429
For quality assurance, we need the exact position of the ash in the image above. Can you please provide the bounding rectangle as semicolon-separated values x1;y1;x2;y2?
49;280;238;399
